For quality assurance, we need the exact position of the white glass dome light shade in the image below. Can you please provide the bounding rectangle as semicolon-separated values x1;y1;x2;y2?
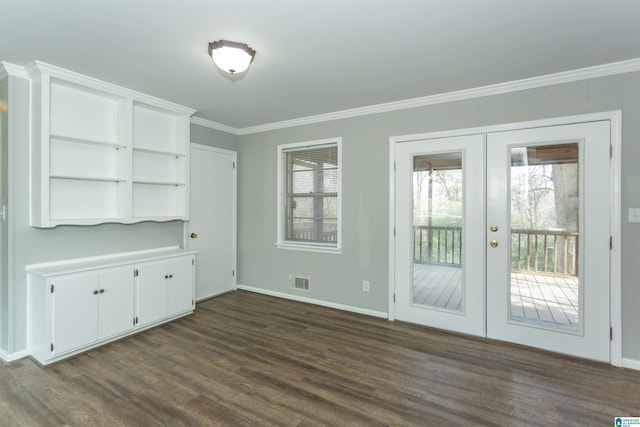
208;40;256;74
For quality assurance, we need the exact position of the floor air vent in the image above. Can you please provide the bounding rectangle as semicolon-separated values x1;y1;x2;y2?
290;275;310;291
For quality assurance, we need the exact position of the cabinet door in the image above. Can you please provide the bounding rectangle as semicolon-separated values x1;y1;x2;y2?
51;273;99;355
98;267;135;339
136;260;168;326
167;256;194;316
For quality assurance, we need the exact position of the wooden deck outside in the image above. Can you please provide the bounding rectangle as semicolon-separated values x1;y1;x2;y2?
413;263;579;329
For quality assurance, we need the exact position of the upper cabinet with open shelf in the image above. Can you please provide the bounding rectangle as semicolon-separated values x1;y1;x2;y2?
27;61;195;228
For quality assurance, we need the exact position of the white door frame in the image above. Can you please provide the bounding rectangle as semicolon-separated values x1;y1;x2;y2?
185;143;237;297
388;110;622;366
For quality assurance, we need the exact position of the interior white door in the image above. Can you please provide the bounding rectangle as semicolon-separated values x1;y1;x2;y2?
394;134;486;337
486;121;611;362
188;144;237;300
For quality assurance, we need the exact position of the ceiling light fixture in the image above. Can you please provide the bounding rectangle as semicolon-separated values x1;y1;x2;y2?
208;40;256;75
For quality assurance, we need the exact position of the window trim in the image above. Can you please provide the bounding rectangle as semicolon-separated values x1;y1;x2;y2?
276;137;342;254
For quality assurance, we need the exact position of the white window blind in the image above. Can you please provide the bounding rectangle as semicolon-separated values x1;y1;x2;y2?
283;143;339;245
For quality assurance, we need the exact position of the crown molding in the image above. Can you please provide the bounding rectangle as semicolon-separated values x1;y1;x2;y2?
0;62;29;79
190;116;240;135
238;58;640;135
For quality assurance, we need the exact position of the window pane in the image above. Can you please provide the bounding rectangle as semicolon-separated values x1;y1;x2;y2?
509;143;580;332
284;144;339;245
291;170;314;193
412;152;464;313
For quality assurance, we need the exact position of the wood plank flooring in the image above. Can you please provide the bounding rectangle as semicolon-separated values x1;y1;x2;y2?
1;290;639;426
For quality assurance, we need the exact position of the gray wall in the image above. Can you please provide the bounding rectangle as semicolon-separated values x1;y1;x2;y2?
237;71;640;361
191;123;238;151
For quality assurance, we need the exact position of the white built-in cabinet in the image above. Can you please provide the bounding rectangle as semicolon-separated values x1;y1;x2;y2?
27;61;195;227
27;247;196;365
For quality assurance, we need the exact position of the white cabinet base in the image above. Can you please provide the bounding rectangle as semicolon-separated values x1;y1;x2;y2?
27;246;196;365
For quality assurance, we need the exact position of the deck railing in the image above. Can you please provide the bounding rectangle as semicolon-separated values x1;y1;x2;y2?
413;226;578;276
511;229;578;276
414;226;462;266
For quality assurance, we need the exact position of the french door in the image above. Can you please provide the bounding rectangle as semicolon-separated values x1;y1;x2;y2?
395;134;486;336
394;120;611;362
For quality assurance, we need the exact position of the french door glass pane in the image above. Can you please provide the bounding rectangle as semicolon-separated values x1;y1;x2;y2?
509;143;580;332
412;152;463;312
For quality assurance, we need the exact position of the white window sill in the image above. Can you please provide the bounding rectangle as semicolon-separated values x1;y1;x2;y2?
275;242;342;254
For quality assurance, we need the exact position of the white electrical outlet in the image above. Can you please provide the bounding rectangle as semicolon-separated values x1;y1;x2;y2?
629;208;640;223
362;280;370;292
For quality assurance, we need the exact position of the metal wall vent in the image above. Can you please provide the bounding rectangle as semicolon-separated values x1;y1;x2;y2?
290;275;310;291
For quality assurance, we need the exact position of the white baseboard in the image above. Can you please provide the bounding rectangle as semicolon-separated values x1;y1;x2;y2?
621;358;640;371
0;349;30;364
237;284;388;319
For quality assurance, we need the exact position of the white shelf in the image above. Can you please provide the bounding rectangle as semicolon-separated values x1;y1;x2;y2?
50;134;126;150
133;147;185;157
49;78;122;145
28;61;195;227
133;180;186;186
50;175;127;183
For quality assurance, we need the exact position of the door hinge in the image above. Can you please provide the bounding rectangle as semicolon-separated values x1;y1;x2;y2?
232;269;235;277
393;293;396;303
610;327;613;341
133;316;138;325
610;145;613;159
233;161;236;169
610;236;613;250
50;284;54;293
134;269;139;277
50;343;54;352
192;259;195;266
393;227;396;237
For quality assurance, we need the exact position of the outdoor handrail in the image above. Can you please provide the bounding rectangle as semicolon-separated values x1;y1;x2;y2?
413;226;579;276
511;228;578;276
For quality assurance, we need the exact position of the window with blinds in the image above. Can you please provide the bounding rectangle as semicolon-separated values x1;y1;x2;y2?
277;138;341;252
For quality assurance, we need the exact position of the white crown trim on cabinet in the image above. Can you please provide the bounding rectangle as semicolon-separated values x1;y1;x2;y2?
26;61;196;116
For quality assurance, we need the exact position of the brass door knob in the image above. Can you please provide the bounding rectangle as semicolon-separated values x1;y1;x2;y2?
489;225;498;232
190;233;198;238
490;240;499;248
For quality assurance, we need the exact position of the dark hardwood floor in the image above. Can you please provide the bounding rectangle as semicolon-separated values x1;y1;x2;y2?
1;290;639;426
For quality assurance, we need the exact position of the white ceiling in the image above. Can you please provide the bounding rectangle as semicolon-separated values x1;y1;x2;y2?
1;0;639;130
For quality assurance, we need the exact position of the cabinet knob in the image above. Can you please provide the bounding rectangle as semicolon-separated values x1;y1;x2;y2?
165;275;169;279
169;274;173;279
99;289;105;294
190;232;198;239
93;290;98;295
